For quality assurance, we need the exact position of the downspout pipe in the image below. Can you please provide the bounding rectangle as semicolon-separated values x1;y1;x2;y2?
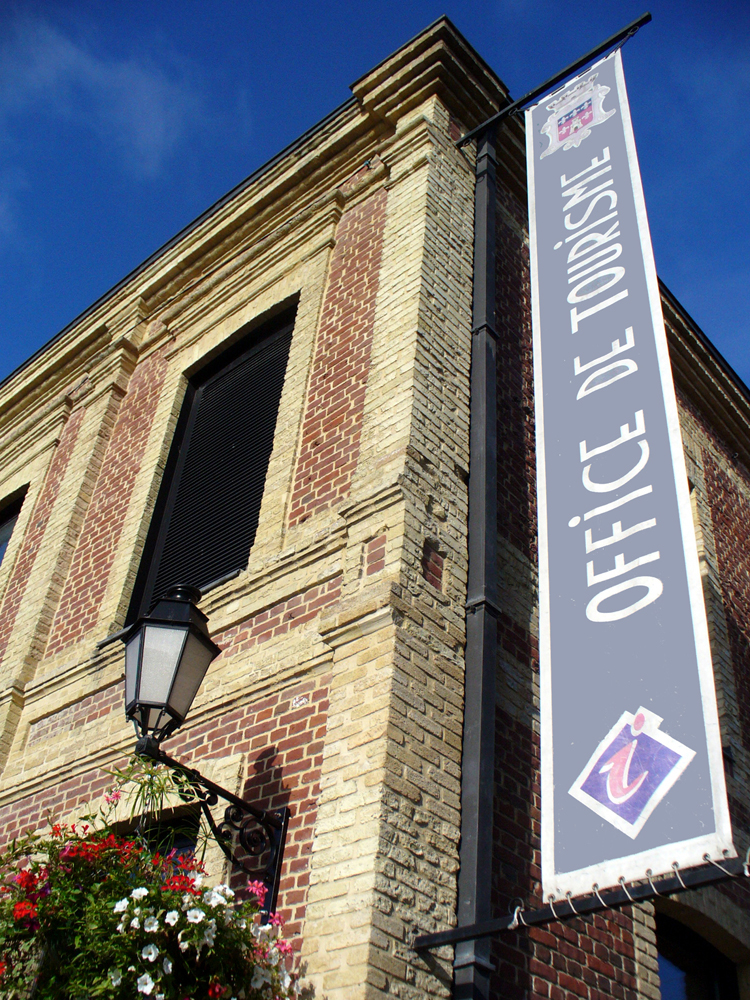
454;124;499;1000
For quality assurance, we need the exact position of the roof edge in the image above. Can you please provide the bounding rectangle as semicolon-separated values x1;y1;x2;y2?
0;96;358;395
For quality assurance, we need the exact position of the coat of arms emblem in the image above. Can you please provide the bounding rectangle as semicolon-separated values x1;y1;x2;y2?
539;73;615;159
568;707;695;838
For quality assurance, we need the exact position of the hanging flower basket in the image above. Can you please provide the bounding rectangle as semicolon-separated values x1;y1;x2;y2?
0;776;298;999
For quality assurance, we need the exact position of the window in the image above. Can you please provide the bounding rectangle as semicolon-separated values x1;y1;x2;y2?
0;494;25;569
129;305;295;619
657;913;739;1000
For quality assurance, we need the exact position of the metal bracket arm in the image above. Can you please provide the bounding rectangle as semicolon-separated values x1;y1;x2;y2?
414;855;744;950
135;736;290;916
457;11;652;148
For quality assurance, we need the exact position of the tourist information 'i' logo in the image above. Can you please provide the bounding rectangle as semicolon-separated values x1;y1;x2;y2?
569;708;695;838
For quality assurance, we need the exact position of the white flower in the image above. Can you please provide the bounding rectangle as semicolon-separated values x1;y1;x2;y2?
144;916;159;933
165;910;179;926
215;883;235;898
203;919;217;947
141;943;159;962
116;919;126;934
109;969;123;986
203;890;227;908
131;887;149;900
192;874;203;888
113;898;129;913
137;972;155;995
251;967;271;989
179;937;190;952
186;908;205;923
281;971;292;991
163;956;173;974
252;922;273;941
130;917;141;929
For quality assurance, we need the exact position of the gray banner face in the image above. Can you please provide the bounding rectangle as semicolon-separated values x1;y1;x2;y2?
526;50;733;898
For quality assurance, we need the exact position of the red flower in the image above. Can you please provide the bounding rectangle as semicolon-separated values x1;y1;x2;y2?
162;874;201;895
14;869;37;891
13;900;37;921
208;982;225;998
0;959;6;976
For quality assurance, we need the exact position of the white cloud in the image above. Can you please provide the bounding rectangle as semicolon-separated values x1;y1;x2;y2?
0;15;203;178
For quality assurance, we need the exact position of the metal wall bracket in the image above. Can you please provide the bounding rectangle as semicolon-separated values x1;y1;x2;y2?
414;855;745;951
135;736;289;916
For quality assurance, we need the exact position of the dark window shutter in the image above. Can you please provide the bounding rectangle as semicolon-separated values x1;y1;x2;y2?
132;310;294;617
0;493;25;568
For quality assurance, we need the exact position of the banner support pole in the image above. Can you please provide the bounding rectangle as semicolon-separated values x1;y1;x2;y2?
418;855;745;951
452;16;652;997
457;11;651;149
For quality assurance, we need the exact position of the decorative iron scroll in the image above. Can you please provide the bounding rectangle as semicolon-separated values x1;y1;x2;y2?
135;737;290;916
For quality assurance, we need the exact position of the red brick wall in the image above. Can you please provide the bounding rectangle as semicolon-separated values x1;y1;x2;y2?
165;675;329;943
366;534;387;578
217;576;342;655
674;394;750;917
27;681;121;745
288;189;387;526
0;766;111;847
0;674;329;949
0;406;85;667
46;352;168;655
526;911;637;1000
696;431;750;917
703;451;750;752
421;540;443;590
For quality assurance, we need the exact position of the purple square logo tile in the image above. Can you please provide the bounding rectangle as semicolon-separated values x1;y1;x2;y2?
569;708;695;838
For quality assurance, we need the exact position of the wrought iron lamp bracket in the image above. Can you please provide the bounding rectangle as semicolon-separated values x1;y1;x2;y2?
135;736;289;916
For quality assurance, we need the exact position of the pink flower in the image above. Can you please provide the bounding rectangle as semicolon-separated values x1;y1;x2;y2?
104;790;122;805
247;880;267;905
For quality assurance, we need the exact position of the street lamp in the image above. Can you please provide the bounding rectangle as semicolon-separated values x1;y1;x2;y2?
124;585;221;745
117;585;289;915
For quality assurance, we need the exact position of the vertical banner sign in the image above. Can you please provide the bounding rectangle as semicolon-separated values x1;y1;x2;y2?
526;49;734;899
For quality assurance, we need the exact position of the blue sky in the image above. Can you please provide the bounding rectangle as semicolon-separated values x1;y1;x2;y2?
0;0;748;386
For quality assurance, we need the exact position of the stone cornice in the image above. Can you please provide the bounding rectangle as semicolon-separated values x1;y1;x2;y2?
0;324;112;434
0;18;515;427
662;285;750;465
351;16;509;131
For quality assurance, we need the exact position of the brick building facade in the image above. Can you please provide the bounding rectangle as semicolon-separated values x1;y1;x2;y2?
0;16;747;1000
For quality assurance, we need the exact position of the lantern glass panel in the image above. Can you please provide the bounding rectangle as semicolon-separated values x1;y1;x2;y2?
143;706;168;732
139;625;187;705
125;629;142;708
168;632;216;720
